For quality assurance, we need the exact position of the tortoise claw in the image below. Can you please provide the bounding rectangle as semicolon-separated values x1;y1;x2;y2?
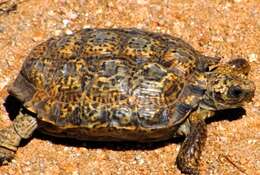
0;147;15;165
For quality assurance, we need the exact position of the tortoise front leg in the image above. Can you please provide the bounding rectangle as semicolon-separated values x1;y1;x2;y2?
176;120;207;175
175;109;213;174
0;113;37;164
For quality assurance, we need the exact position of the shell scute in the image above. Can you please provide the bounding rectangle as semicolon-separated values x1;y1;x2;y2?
80;30;122;57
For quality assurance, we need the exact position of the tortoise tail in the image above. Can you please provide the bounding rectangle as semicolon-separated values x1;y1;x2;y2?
7;73;36;103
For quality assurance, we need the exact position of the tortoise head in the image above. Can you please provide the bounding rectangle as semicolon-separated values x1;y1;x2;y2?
202;58;255;110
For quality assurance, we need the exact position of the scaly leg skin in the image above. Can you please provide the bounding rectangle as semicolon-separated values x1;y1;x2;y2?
0;113;37;164
176;120;207;175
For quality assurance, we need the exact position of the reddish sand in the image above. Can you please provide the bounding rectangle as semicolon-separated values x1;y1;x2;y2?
0;0;259;174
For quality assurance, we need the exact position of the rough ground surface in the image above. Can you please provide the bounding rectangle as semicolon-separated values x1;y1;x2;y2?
0;0;259;174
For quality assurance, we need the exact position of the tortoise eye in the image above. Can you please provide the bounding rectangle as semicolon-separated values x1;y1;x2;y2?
228;85;243;98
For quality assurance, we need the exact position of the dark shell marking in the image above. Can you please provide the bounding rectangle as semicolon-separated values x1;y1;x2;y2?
10;28;218;141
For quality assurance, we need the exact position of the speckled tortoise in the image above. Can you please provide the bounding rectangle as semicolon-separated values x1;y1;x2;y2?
0;28;255;174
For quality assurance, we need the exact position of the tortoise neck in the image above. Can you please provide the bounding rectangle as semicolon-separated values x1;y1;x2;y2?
188;71;207;91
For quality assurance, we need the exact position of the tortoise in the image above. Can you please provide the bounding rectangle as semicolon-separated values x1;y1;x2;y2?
0;28;255;174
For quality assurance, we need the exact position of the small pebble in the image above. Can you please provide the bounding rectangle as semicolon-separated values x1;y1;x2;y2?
68;11;78;20
96;8;103;14
63;146;71;151
83;25;92;29
54;30;62;36
62;19;70;27
137;0;149;5
65;29;73;35
247;139;257;144
248;53;258;62
134;155;145;165
72;171;79;175
48;10;55;16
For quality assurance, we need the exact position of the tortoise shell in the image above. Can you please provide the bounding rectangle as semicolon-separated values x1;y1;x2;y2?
6;28;233;142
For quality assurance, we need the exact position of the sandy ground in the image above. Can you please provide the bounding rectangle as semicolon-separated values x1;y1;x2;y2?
0;0;259;174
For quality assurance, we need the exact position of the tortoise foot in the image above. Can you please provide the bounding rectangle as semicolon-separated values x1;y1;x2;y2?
0;147;15;165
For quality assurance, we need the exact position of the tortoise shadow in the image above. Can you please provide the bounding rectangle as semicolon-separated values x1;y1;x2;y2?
34;132;184;151
205;107;245;123
4;95;245;151
3;95;22;121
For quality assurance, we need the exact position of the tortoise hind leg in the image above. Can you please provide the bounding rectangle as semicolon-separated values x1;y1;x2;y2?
176;120;207;175
0;113;37;164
